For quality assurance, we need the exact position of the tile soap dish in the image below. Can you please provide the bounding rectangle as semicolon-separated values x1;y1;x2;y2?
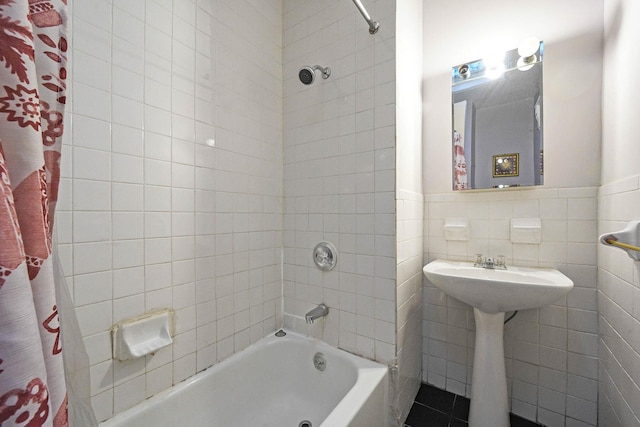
510;218;541;244
112;309;174;360
444;218;469;241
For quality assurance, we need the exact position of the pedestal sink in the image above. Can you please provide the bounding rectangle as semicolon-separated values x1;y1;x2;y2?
423;260;573;427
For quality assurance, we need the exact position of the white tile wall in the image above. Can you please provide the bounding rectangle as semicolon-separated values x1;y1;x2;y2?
423;187;599;426
597;175;640;427
395;190;423;424
282;0;398;365
599;0;640;424
60;0;282;421
394;0;424;418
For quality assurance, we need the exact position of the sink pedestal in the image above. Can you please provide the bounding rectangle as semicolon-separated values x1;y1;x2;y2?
469;308;510;427
422;260;574;427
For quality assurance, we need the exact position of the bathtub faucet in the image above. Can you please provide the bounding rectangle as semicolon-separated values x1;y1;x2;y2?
305;304;329;324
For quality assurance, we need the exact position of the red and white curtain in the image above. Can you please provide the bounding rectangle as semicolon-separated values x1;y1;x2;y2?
453;130;468;190
0;0;68;426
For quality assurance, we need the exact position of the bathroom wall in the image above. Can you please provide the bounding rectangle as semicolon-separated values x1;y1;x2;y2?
423;188;599;426
395;190;423;423
422;0;603;426
58;0;283;421
395;0;424;422
598;0;640;425
423;2;602;193
282;0;397;364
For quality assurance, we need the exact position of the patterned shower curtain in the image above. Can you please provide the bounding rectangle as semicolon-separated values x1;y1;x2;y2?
0;0;68;425
453;130;468;190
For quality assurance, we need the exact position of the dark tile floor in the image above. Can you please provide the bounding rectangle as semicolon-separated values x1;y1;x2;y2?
404;383;545;427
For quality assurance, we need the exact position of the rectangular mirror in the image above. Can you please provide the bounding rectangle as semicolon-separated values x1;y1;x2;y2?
452;41;543;190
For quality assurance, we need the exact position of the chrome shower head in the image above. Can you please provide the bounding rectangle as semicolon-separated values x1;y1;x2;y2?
298;65;331;85
299;67;315;85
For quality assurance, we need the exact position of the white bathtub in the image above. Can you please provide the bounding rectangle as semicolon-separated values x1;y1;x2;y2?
100;330;389;427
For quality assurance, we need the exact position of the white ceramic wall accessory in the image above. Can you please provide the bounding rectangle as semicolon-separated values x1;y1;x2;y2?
444;218;469;241
112;309;174;361
510;218;541;244
600;220;640;261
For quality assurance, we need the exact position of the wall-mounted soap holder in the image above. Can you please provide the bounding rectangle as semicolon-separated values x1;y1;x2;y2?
444;218;469;241
511;218;541;244
600;220;640;261
112;309;174;361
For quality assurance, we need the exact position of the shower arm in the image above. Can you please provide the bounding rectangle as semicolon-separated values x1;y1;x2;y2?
351;0;380;34
311;65;331;79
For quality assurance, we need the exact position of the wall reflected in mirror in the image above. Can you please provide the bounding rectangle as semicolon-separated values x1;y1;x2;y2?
452;41;543;190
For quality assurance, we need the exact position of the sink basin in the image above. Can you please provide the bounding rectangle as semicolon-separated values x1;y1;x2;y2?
423;259;573;314
422;259;574;427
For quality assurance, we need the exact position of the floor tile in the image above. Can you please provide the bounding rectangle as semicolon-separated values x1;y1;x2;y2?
510;413;543;427
452;395;470;421
405;383;546;427
405;402;449;427
414;383;455;413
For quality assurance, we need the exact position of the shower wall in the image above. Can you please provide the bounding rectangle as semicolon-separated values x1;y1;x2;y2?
282;0;397;363
283;2;427;424
58;0;283;421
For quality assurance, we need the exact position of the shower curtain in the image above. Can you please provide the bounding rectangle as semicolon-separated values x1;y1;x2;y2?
0;0;69;425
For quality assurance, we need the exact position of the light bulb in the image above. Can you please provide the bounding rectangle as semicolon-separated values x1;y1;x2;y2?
517;37;540;71
518;37;540;58
484;51;506;79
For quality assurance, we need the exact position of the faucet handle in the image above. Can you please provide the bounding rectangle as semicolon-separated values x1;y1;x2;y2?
474;254;484;267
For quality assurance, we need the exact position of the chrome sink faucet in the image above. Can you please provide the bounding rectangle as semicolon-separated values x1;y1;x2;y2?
474;254;507;270
305;304;329;324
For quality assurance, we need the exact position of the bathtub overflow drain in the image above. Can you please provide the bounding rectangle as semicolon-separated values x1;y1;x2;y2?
298;421;312;427
313;353;326;371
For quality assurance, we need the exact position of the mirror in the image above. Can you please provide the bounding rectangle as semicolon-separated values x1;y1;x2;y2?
451;41;543;190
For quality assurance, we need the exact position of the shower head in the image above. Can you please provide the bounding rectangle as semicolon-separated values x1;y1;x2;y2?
298;65;331;85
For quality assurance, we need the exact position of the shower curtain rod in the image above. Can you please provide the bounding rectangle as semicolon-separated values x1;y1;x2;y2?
351;0;379;34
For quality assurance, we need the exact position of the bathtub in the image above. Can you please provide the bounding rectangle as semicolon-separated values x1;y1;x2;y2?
100;330;389;427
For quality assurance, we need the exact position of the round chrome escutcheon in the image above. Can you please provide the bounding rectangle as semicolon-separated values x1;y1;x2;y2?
313;241;337;271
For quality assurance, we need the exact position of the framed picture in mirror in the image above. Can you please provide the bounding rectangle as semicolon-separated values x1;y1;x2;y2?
493;153;519;177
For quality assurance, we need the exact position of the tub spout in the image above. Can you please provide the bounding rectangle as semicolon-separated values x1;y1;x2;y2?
305;304;329;324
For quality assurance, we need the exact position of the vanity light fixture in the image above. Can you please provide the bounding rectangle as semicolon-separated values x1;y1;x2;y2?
484;51;506;79
458;64;471;80
517;36;540;71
